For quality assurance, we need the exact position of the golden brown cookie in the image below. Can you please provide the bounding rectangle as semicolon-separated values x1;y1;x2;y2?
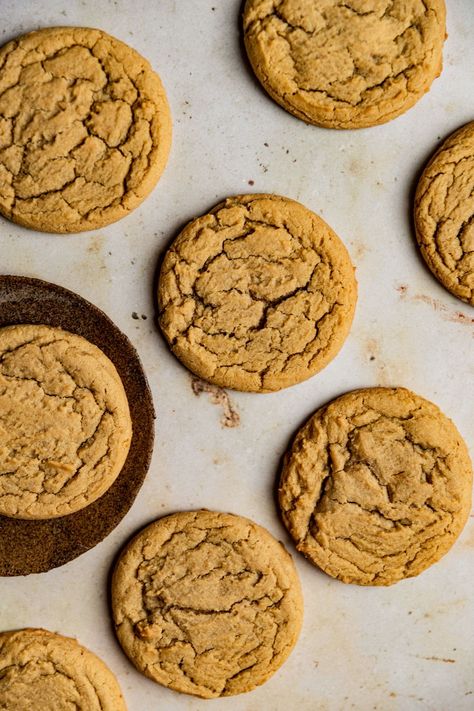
414;122;474;305
279;387;473;586
112;510;303;698
0;26;171;232
0;628;127;711
243;0;446;129
0;324;132;520
157;194;357;392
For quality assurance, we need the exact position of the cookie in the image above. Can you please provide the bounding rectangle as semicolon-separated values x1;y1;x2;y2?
0;26;171;232
243;0;446;129
414;122;474;305
0;275;154;576
279;387;472;586
0;628;126;711
112;510;303;698
0;323;132;520
157;194;357;392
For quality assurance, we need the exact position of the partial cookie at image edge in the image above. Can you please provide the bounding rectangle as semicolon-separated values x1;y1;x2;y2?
0;628;127;711
0;323;132;520
414;121;474;306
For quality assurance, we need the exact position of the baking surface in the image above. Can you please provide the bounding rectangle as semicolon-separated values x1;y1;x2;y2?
0;1;473;709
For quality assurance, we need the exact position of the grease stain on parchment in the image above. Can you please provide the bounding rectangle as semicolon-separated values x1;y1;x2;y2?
76;234;111;300
191;377;240;428
397;285;474;329
363;337;409;385
349;239;369;262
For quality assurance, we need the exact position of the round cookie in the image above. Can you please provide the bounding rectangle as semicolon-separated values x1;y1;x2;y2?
157;194;357;392
112;510;303;698
414;122;474;305
0;26;171;232
0;323;132;520
0;628;127;711
243;0;446;129
279;387;473;586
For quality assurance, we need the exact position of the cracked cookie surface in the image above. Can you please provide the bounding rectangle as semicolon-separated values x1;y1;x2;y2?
243;0;446;129
0;628;127;711
0;324;132;520
112;510;303;698
414;122;474;305
0;26;171;232
279;387;472;585
157;194;357;392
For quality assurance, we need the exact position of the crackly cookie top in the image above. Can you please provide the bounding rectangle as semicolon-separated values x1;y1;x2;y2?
0;26;171;232
279;387;472;586
158;194;357;392
112;510;303;698
0;628;127;711
0;324;132;519
243;0;446;129
414;122;474;305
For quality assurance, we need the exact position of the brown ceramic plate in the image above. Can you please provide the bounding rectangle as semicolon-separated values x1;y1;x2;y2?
0;275;155;576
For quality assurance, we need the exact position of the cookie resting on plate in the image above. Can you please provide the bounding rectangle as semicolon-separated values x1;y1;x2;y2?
0;324;132;520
